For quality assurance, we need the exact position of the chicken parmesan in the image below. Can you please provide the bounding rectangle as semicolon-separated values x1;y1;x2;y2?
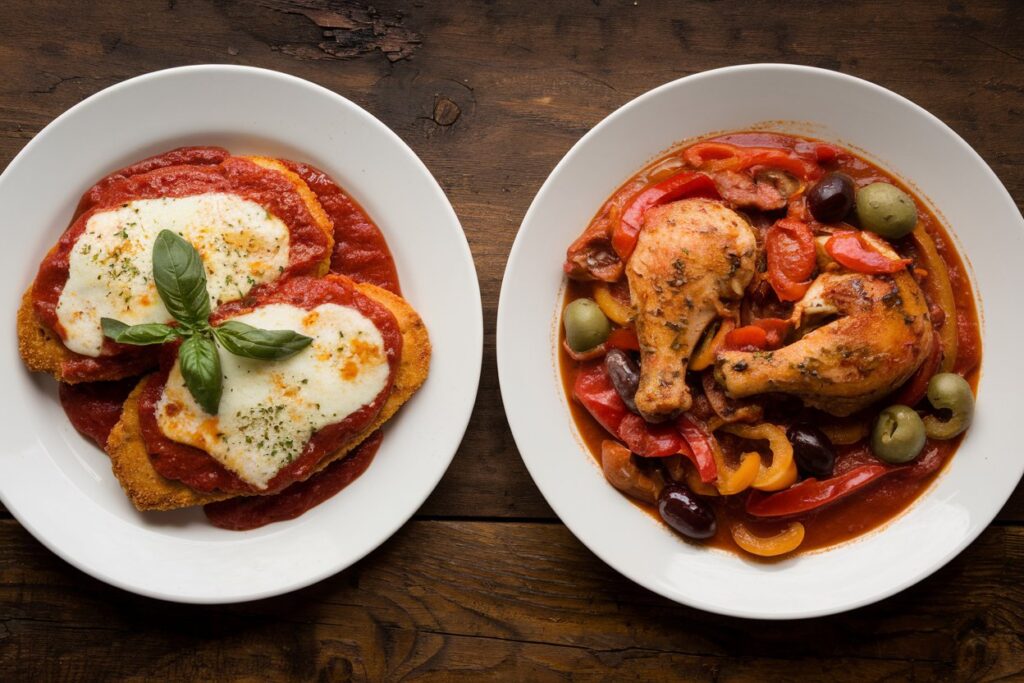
560;132;980;558
20;147;333;383
19;148;430;529
155;287;394;491
107;273;429;512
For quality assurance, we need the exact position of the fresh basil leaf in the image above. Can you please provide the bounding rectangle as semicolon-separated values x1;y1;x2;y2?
213;320;313;361
152;229;211;328
179;334;222;415
101;318;180;346
100;318;130;339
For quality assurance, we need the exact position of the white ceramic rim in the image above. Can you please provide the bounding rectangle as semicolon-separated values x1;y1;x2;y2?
498;63;1024;619
0;65;483;603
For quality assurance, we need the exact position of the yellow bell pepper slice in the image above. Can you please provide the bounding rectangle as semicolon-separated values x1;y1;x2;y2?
731;522;805;557
593;283;632;326
911;225;957;372
689;318;735;372
709;439;760;495
759;459;798;491
721;423;796;492
685;466;720;497
819;416;870;445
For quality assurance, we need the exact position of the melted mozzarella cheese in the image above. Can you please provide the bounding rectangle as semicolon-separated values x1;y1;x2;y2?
155;303;390;490
56;193;291;356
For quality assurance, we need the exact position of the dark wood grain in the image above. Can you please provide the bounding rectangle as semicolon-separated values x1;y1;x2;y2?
1;0;1023;678
0;519;1021;680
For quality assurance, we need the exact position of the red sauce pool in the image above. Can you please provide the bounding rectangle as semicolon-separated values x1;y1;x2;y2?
282;160;401;296
59;379;138;448
203;430;383;530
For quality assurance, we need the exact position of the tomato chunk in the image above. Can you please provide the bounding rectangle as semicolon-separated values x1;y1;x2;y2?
766;218;816;301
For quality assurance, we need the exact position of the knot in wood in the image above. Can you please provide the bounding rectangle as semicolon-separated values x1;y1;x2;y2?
432;97;461;127
318;655;353;681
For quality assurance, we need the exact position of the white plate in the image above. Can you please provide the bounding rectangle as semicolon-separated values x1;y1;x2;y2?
498;64;1024;619
0;65;482;603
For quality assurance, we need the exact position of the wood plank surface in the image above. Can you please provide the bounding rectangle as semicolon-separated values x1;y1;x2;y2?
1;518;1022;681
1;0;1022;679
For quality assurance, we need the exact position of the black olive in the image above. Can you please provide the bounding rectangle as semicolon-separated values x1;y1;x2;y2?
605;349;640;413
806;172;855;223
787;423;836;479
657;483;717;540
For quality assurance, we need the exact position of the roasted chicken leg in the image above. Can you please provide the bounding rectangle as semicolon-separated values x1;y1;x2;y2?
627;199;757;421
715;270;933;416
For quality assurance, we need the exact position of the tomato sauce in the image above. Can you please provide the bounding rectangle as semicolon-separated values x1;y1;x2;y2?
203;430;383;530
136;275;402;495
52;149;403;528
73;146;232;219
210;159;404;528
32;148;333;382
58;378;138;448
560;131;982;558
281;160;401;295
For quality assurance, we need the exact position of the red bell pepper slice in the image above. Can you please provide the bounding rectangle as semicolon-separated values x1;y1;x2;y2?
814;143;839;164
675;414;720;483
825;231;911;274
902;444;946;481
744;149;822;181
723;325;768;351
683;142;747;169
683;142;822;180
605;326;640;351
619;414;686;458
572;363;682;457
573;362;625;433
612;171;719;261
724;318;791;351
766;218;816;302
745;464;894;517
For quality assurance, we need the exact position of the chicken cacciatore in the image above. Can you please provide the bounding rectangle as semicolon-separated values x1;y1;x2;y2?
560;132;981;559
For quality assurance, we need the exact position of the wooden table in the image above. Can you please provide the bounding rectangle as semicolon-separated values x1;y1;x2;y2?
2;1;1022;679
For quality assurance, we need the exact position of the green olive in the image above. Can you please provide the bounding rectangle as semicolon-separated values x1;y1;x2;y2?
563;298;611;352
871;405;926;464
855;182;918;239
922;372;975;440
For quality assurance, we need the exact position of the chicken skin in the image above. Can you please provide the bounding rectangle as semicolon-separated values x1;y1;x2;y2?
626;199;757;421
715;270;933;416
